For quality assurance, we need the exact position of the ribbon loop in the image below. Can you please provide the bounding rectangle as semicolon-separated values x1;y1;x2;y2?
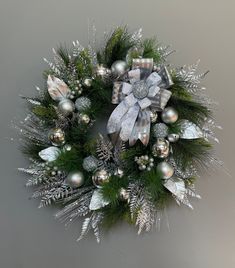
107;59;174;146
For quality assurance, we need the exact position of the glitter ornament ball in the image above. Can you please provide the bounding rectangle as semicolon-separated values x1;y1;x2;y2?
58;99;75;116
82;156;99;172
66;171;84;188
153;123;169;138
75;97;91;112
111;60;128;77
167;133;180;143
157;162;174;179
92;169;110;188
152;138;170;158
48;128;66;146
161;107;178;124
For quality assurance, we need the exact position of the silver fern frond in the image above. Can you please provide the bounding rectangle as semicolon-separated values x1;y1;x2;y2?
135;191;156;234
96;134;113;162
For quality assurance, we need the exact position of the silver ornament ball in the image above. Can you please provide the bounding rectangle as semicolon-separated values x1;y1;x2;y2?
157;162;174;179
111;60;128;77
58;99;75;116
63;144;72;151
92;169;110;188
119;188;130;201
66;171;84;188
167;133;180;143
152;138;170;158
75;97;91;112
48;128;66;146
82;78;92;88
153;123;169;138
114;168;124;178
150;111;158;123
161;107;178;124
95;64;111;79
82;156;99;172
79;113;90;124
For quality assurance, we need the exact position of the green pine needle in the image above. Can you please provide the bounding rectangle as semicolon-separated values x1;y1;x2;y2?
142;38;161;62
140;169;166;202
171;138;212;170
101;175;129;206
98;26;135;67
54;148;83;172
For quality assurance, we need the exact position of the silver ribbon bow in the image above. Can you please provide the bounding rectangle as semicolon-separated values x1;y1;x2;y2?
107;59;173;146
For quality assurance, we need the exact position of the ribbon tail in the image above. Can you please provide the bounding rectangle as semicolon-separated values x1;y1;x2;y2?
111;81;124;104
158;66;174;88
129;108;151;146
119;104;140;142
107;101;129;135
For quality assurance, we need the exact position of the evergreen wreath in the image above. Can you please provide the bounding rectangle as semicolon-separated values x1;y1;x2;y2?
17;26;221;242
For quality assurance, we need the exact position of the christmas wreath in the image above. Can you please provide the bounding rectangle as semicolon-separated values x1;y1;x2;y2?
17;27;221;242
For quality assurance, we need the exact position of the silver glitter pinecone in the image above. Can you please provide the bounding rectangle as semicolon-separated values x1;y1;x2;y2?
75;97;91;112
82;156;99;172
153;123;169;138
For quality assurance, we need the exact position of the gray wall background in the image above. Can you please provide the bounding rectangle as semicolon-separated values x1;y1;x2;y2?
1;0;235;267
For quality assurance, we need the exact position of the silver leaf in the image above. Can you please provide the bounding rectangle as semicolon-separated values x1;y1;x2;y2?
164;177;186;201
179;119;203;139
47;75;71;101
38;146;61;162
89;189;109;211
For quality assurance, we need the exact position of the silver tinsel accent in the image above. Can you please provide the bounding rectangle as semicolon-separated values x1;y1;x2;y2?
77;211;104;243
75;97;91;112
167;157;197;179
179;120;203;139
127;182;156;234
82;156;99;172
96;134;113;162
175;60;209;93
153;123;169;138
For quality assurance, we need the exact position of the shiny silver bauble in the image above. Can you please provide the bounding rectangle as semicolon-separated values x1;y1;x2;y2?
119;188;130;202
111;60;128;77
167;133;180;143
161;107;178;124
150;111;158;123
66;171;84;188
82;78;92;88
114;168;124;178
94;64;111;79
48;128;66;146
92;169;110;188
157;162;174;179
58;99;75;116
152;138;170;158
63;144;72;151
79;113;90;124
